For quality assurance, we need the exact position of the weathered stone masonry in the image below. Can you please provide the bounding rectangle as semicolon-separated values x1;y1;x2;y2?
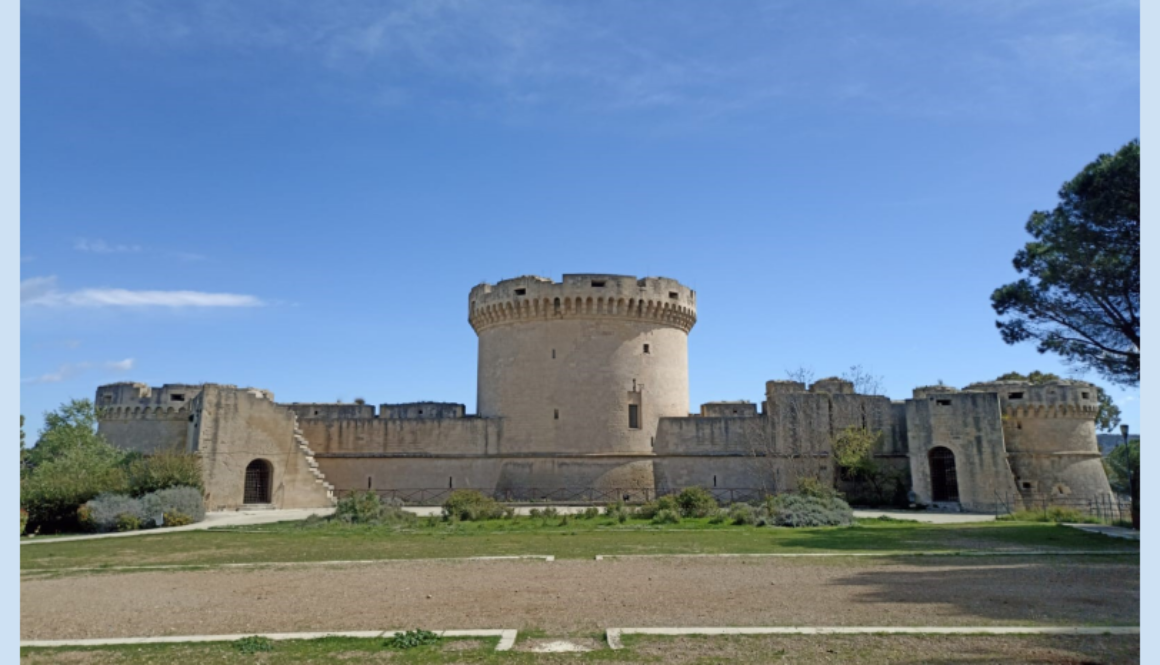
96;273;1114;511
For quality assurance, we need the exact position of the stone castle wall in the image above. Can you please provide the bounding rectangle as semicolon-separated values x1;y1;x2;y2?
89;273;1115;513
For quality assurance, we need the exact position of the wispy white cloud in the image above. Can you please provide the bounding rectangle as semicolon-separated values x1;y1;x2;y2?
21;275;264;308
74;238;141;254
22;358;135;385
23;1;1138;122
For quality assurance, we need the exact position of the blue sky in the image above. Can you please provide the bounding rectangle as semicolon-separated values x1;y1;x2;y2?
20;1;1140;438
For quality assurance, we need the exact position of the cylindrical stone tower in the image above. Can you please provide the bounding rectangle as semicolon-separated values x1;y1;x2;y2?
469;274;697;459
963;380;1115;502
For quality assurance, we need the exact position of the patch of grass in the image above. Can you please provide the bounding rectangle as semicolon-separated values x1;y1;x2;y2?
997;507;1101;524
18;633;1140;664
233;635;274;654
386;629;441;649
20;517;1136;574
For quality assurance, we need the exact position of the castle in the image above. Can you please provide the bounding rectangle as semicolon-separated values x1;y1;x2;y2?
95;274;1115;513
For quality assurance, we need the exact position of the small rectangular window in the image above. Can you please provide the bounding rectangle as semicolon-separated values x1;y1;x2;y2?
170;394;185;402
591;280;606;287
643;344;650;354
1082;392;1090;399
1008;392;1024;399
628;404;640;429
669;291;679;299
936;399;952;406
514;288;526;296
554;409;559;420
102;394;113;402
552;349;556;359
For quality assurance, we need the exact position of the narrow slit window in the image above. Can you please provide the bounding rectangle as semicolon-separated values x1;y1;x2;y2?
713;475;717;488
367;477;372;489
552;349;556;359
628;404;640;429
449;477;453;489
554;409;559;420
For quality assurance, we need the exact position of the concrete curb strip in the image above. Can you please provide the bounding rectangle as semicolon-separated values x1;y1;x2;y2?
604;626;1140;650
25;555;555;574
592;550;1137;560
21;629;519;652
607;626;1141;649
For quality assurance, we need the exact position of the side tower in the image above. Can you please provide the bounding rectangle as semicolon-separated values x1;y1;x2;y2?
962;380;1115;503
469;274;696;458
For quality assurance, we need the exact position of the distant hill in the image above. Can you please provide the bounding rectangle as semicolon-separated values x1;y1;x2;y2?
1097;433;1140;455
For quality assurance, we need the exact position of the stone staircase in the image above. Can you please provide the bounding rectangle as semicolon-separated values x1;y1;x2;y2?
292;415;336;505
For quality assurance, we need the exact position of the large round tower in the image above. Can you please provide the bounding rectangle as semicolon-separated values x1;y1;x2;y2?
963;380;1115;503
469;274;697;461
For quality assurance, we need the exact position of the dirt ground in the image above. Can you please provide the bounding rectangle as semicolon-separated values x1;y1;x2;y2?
20;557;1138;640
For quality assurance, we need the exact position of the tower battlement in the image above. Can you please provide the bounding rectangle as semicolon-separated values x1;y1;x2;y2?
468;274;697;334
962;380;1101;420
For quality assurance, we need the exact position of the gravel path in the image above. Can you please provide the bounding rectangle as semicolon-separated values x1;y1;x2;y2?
20;557;1138;640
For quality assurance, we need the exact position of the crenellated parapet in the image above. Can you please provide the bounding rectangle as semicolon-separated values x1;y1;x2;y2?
961;380;1102;421
468;274;697;334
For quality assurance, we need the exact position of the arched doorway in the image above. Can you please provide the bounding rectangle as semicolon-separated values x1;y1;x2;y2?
928;447;959;502
244;459;273;504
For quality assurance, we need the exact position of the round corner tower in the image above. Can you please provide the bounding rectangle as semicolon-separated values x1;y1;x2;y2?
963;379;1115;501
469;274;697;457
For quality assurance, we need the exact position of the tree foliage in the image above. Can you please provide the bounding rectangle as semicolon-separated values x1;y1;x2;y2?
26;398;108;470
992;139;1140;387
994;371;1120;432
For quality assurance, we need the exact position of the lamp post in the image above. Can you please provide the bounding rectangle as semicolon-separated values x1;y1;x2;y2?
1120;424;1138;530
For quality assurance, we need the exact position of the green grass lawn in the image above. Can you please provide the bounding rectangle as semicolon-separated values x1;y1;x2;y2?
20;633;1140;665
20;515;1138;573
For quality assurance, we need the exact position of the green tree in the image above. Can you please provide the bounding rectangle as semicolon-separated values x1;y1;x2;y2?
994;371;1120;432
20;414;27;477
992;140;1140;388
1103;439;1139;529
26;399;107;470
831;426;908;507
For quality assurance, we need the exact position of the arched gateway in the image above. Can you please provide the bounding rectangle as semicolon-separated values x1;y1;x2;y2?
244;459;273;504
928;447;959;502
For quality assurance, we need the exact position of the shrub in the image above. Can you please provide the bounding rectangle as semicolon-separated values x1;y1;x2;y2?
766;493;854;527
541;506;559;519
150;486;206;523
796;477;844;501
334;491;412;525
84;486;205;532
638;495;680;520
558;514;571;526
651;508;682;525
676;487;718;518
335;491;384;524
233;636;274;654
115;513;142;532
442;489;507;521
581;506;600;519
20;444;128;533
86;492;147;532
126;449;203;497
708;508;729;524
728;503;759;526
386;629;441;650
163;511;194;527
19;509;28;536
